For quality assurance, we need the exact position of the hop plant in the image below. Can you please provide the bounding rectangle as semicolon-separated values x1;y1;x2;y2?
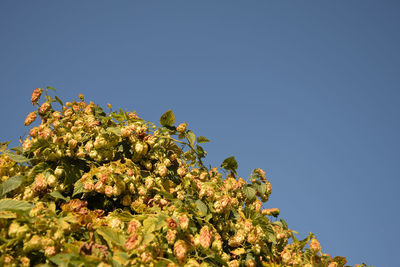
0;88;370;267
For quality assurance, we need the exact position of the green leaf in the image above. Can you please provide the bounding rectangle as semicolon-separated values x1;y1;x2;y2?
0;141;10;151
111;112;124;122
112;252;130;267
205;213;213;222
205;251;228;266
27;138;50;153
45;95;54;103
111;259;123;267
280;219;288;230
271;221;283;228
70;257;99;267
0;211;17;219
0;175;23;197
254;182;267;195
167;142;183;155
109;210;135;222
10;146;23;154
2;150;30;163
160;110;175;127
158;189;174;200
0;199;33;212
155;261;167;267
246;253;255;262
221;156;238;172
253;216;276;244
186;130;195;147
155;213;167;230
49;191;70;202
298;232;314;250
27;162;50;181
195;199;208;217
117;144;124;152
265;226;277;244
55;95;64;106
46;86;56;91
62;159;87;186
196;136;210;143
107;127;121;136
196;145;206;158
142;233;155;246
49;252;98;267
73;179;85;197
243;186;256;201
97;227;126;248
49;253;73;267
118;108;125;117
143;216;157;233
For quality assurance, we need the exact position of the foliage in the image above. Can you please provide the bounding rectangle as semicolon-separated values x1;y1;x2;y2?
0;88;370;267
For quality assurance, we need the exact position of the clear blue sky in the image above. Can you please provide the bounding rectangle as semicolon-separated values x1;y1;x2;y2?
1;1;399;266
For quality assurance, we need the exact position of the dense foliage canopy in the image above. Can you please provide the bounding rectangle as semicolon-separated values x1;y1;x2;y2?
0;88;367;266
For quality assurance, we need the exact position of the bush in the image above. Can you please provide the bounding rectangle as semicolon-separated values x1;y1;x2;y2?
0;88;367;267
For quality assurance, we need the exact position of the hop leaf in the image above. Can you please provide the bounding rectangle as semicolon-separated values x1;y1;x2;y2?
221;156;238;173
160;109;175;127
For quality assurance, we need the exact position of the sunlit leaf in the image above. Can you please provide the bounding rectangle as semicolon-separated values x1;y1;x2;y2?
49;191;70;201
196;136;210;143
0;211;17;219
254;182;267;195
167;142;183;155
107;127;121;136
112;252;130;267
73;179;85;197
195;199;208;217
49;253;73;267
0;175;23;197
2;150;30;163
143;217;157;233
243;185;256;201
186;130;195;147
55;95;64;106
142;233;155;246
0;199;33;212
160;110;175;127
155;213;167;230
97;227;126;248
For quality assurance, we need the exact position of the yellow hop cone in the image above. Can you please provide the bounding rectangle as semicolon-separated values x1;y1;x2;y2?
173;240;188;263
39;102;51;115
310;238;321;253
31;88;42;105
24;111;37;126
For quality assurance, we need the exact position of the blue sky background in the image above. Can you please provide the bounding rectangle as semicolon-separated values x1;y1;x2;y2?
1;1;399;266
